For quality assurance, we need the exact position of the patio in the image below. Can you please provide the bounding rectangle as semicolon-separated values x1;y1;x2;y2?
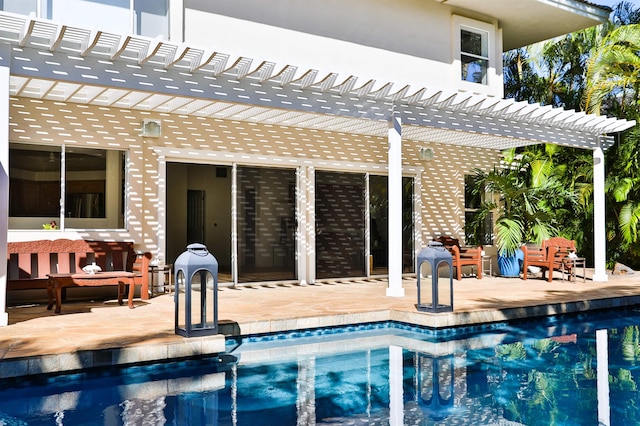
1;270;640;380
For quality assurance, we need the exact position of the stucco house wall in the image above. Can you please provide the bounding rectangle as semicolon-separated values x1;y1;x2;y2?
7;97;500;263
0;1;621;321
182;0;504;97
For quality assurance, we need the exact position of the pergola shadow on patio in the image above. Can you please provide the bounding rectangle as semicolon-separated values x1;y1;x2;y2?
1;271;639;380
0;11;636;328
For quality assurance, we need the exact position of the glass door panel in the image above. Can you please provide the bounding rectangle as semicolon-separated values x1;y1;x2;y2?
237;167;296;283
369;175;415;275
402;176;415;273
315;171;366;279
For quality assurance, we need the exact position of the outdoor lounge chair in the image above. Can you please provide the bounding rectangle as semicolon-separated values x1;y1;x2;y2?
434;236;483;280
522;237;578;282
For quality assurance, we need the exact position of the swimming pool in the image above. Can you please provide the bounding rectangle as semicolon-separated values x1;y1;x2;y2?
1;308;640;425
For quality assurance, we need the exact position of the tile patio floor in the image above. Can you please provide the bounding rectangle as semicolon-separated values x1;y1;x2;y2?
1;270;640;379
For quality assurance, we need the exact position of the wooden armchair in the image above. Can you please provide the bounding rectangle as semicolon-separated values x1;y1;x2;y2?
522;237;577;282
434;236;483;281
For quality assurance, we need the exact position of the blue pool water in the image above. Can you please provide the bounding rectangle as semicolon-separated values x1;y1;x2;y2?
2;308;640;425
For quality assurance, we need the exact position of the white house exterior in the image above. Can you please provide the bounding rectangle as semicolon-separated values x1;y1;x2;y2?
0;0;635;326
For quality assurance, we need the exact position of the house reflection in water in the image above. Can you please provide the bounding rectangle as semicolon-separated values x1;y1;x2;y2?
0;319;629;425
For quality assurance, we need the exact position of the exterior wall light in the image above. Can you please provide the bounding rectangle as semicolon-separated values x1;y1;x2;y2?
419;147;433;161
141;119;162;138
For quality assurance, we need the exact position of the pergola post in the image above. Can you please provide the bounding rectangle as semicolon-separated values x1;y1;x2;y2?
387;111;405;297
593;145;608;282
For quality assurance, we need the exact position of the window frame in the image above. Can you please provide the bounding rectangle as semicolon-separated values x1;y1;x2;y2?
0;0;168;39
464;174;493;246
453;15;495;89
8;142;128;231
460;27;489;84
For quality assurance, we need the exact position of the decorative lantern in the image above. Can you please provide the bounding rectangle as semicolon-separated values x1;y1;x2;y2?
174;243;219;337
416;242;453;312
417;353;456;421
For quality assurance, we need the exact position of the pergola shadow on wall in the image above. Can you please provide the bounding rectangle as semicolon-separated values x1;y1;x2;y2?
0;11;635;323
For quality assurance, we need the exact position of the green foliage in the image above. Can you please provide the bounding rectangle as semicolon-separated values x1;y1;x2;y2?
494;336;596;426
503;3;640;268
620;325;640;362
496;341;527;360
469;147;578;256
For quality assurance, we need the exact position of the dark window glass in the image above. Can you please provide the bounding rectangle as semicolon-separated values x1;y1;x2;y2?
9;143;125;229
464;175;493;246
9;144;61;218
461;28;488;84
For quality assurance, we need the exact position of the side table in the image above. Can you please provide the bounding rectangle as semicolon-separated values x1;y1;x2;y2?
562;257;586;282
149;264;173;297
482;255;492;277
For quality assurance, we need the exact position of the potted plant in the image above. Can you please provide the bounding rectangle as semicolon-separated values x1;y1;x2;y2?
468;148;576;277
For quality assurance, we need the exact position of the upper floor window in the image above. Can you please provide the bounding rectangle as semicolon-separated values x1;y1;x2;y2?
453;15;495;89
461;27;489;84
0;0;168;39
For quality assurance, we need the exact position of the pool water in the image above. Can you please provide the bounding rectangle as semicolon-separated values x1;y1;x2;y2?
2;308;640;425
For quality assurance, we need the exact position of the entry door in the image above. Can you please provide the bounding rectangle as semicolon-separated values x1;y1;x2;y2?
187;190;205;244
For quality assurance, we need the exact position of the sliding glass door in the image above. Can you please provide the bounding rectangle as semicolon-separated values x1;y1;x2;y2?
369;175;415;275
237;167;297;282
315;171;366;279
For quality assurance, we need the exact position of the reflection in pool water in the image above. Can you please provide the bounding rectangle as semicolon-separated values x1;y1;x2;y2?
2;309;640;425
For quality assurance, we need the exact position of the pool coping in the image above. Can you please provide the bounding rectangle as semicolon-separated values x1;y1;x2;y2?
3;292;640;381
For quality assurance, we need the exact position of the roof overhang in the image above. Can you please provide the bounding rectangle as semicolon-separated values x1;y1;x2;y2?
0;12;634;152
442;0;612;50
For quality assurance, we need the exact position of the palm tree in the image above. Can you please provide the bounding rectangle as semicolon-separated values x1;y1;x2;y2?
504;25;602;110
469;148;578;259
503;3;640;269
581;21;640;265
582;24;640;116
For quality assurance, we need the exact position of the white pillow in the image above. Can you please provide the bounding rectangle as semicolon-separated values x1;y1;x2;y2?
82;262;102;274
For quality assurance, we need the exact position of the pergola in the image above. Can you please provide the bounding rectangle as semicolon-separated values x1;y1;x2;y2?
0;12;635;324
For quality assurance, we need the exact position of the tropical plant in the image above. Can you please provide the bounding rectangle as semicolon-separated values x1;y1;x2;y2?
503;3;640;268
581;20;640;267
582;23;640;117
468;147;578;257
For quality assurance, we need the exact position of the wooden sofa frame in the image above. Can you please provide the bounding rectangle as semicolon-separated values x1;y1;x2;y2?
522;237;577;282
435;236;483;281
7;239;151;313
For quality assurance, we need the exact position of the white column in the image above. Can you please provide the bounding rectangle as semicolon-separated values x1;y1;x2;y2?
296;167;308;286
388;345;404;426
597;329;610;426
365;174;371;276
307;167;316;284
231;164;238;287
296;357;316;425
0;52;9;326
593;146;608;282
387;112;405;297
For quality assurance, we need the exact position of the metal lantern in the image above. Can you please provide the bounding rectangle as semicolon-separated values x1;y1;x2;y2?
174;243;219;337
416;242;453;312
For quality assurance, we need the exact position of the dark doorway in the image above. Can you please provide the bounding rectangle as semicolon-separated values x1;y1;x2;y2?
187;190;205;244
